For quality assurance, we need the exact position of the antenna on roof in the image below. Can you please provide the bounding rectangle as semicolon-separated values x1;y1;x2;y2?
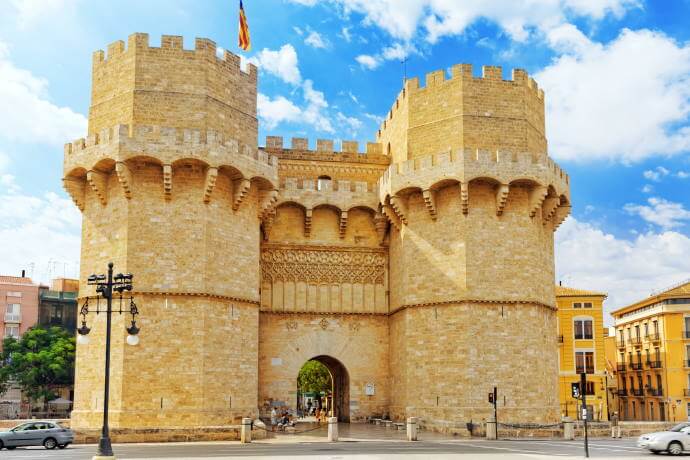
401;57;408;85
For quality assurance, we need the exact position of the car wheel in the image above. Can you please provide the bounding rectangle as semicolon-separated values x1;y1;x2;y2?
668;441;683;456
0;439;3;449
43;437;58;449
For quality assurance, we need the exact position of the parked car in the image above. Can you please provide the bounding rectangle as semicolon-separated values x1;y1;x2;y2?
638;422;690;455
0;421;74;450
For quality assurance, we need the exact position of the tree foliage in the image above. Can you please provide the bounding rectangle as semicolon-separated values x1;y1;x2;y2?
0;326;76;407
297;360;332;394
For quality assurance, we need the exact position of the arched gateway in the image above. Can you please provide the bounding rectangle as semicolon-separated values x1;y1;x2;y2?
297;356;350;422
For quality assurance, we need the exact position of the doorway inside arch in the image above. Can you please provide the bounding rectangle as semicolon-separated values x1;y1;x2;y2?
296;355;350;422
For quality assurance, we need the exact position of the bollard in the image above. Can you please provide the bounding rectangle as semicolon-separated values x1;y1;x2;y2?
328;416;338;441
406;417;418;441
563;416;574;440
486;416;497;440
241;417;252;444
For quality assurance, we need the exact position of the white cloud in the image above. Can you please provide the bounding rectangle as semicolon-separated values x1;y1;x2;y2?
336;112;363;136
293;26;304;36
305;31;330;49
624;197;690;230
364;112;384;124
0;190;81;282
355;42;416;70
677;171;689;179
340;27;352;43
641;184;653;194
643;166;670;182
249;44;302;85
290;0;639;43
555;216;690;320
0;41;86;145
9;0;79;28
258;81;335;133
537;29;690;163
355;54;380;70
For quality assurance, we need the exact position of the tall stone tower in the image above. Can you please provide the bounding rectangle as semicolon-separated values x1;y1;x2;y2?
377;65;570;425
63;34;278;429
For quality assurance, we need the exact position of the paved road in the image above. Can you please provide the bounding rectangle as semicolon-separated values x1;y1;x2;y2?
0;438;663;459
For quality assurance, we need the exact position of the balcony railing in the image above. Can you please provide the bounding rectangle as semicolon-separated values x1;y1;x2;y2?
648;360;662;369
632;389;644;396
630;362;643;371
646;333;660;342
4;313;21;323
647;387;663;396
629;336;642;346
616;340;626;348
616;363;626;372
617;389;627;396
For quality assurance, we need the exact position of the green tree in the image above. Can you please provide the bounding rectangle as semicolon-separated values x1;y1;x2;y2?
297;360;332;393
0;326;76;411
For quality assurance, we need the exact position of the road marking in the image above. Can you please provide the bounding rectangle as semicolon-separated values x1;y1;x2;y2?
448;442;572;456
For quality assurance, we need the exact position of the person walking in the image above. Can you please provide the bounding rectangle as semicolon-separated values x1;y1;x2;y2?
271;407;278;431
611;411;621;438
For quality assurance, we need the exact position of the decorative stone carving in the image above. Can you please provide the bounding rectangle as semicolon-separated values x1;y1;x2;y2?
286;320;298;331
261;246;386;285
319;318;329;330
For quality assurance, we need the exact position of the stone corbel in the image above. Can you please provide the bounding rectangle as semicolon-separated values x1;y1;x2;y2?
261;210;275;241
232;178;251;211
528;185;548;218
258;189;278;219
542;197;559;224
202;167;218;203
552;205;572;229
304;208;313;237
115;162;133;199
381;204;401;231
63;177;86;211
374;212;388;245
422;189;437;220
339;211;348;238
162;164;172;200
389;195;408;225
86;170;108;206
459;182;469;215
495;184;510;216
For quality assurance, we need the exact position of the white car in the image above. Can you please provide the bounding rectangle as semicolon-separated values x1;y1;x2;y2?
638;422;690;455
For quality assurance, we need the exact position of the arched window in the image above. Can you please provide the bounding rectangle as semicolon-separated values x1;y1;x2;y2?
317;175;331;191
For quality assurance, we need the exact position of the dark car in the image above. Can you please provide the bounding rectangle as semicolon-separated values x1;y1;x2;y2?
0;421;74;450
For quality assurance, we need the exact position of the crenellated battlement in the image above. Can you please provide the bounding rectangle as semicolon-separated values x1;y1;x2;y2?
262;136;389;165
379;148;568;197
93;33;256;79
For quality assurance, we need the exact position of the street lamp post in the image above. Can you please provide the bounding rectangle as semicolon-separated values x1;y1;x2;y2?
77;262;140;459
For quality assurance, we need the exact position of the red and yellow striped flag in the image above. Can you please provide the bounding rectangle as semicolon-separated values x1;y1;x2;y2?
238;0;251;51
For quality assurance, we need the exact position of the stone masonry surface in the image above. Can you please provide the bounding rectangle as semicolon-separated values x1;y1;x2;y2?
64;33;570;437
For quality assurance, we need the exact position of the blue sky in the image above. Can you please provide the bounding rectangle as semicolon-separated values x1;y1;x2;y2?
0;0;689;320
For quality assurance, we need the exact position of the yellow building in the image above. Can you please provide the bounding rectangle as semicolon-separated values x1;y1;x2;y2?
611;280;690;422
556;285;609;421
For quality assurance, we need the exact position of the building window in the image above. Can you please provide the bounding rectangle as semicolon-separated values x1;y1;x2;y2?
655;347;661;362
5;303;20;322
657;374;663;393
645;349;651;363
575;351;595;374
573;302;582;308
644;323;649;337
583;302;592;308
653;320;659;335
619;329;624;341
571;382;595;396
574;319;593;339
50;305;63;324
6;291;21;298
317;175;332;191
635;324;641;339
4;325;19;339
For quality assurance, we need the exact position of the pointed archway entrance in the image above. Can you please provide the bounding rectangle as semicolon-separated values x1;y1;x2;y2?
296;355;350;422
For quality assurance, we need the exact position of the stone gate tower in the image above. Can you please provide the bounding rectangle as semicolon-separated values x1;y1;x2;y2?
63;34;278;429
64;34;570;435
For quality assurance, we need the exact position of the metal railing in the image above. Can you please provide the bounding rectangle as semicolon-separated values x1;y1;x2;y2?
632;389;644;396
645;333;660;342
616;340;626;348
4;313;21;323
646;388;663;396
629;336;642;346
648;360;662;369
617;389;627;396
630;362;643;371
616;363;626;372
